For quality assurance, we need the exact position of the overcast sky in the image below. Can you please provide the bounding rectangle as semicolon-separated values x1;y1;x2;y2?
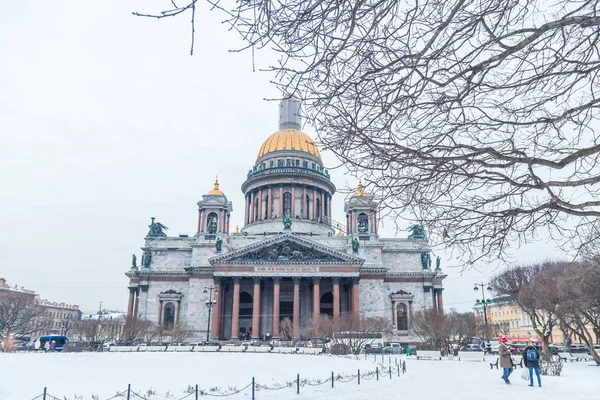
0;0;567;314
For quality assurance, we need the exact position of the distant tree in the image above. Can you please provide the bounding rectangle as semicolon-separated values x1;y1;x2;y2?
447;310;478;346
279;318;294;341
491;262;563;360
0;295;46;350
411;309;451;353
327;314;390;355
136;0;600;265
169;324;194;344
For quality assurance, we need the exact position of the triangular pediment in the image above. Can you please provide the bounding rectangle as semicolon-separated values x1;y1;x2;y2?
209;233;363;266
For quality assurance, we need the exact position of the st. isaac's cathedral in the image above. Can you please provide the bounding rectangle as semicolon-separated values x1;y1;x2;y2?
125;98;446;344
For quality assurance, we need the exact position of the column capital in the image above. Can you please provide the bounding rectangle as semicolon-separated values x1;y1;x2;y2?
233;277;241;285
351;277;360;284
253;276;262;284
273;277;282;284
213;277;221;285
332;277;341;284
312;277;321;284
292;277;301;285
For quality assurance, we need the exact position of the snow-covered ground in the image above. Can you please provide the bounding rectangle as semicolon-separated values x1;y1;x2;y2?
0;353;598;400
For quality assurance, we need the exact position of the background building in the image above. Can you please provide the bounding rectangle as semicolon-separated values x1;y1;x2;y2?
126;98;446;343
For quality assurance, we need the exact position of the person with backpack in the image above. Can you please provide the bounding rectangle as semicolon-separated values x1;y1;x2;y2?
523;342;541;387
499;338;513;384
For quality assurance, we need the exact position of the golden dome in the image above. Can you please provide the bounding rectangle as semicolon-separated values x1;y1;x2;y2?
257;129;322;160
335;229;345;237
207;178;224;196
353;182;369;197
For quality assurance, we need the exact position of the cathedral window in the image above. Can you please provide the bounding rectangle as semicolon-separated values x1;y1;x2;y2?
269;160;274;168
278;159;284;167
286;159;292;166
358;213;369;234
283;192;292;217
397;303;408;330
303;160;308;168
163;302;175;328
311;162;316;170
295;159;300;166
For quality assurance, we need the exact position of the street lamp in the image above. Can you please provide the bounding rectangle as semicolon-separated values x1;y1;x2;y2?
474;282;493;353
203;286;218;342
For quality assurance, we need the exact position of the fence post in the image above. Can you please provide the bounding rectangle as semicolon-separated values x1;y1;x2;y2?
43;387;47;400
376;367;379;381
195;384;198;400
252;377;255;400
389;366;392;379
358;369;360;385
398;364;400;377
297;373;300;395
127;383;131;400
389;356;391;364
331;371;334;388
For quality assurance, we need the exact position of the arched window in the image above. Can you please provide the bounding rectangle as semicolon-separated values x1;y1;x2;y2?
206;212;218;234
358;213;369;234
397;303;408;331
283;192;292;217
163;302;175;327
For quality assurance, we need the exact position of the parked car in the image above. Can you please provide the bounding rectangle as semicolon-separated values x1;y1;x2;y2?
570;344;589;353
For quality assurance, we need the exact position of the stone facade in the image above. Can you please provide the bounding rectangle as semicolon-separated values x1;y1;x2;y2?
125;99;446;344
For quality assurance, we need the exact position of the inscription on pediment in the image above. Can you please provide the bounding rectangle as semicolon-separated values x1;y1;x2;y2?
229;240;342;262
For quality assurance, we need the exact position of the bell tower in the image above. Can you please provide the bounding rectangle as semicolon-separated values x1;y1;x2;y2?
197;178;233;237
344;182;378;240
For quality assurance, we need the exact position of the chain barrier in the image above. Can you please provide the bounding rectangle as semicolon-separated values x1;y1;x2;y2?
256;381;296;391
203;382;253;397
28;360;406;399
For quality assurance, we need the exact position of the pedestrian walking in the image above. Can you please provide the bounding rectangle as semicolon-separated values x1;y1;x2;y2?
50;340;56;352
498;338;513;384
44;341;50;352
34;339;41;351
522;342;541;387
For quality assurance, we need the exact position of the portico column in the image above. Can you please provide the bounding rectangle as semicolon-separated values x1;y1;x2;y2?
303;187;307;218
158;300;164;325
352;277;360;316
346;214;350;233
332;277;340;318
267;187;273;218
312;189;317;220
321;191;325;222
312;277;321;321
258;189;263;220
250;192;255;223
198;209;204;233
353;211;358;233
252;277;261;339
293;277;301;335
437;289;444;313
175;300;181;325
391;301;396;327
279;187;284;217
291;186;296;217
219;209;224;233
272;277;281;338
231;278;241;340
328;196;332;222
210;278;221;339
127;287;136;319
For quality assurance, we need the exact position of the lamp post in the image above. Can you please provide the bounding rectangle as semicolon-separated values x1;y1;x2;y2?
203;286;218;342
474;282;493;353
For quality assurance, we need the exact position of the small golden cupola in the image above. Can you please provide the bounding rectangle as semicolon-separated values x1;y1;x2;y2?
353;181;369;197
207;177;225;196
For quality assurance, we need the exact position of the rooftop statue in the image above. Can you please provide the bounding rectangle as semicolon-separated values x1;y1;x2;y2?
435;256;441;271
215;237;223;253
352;237;360;254
131;254;138;269
141;251;152;268
407;222;427;240
421;252;430;270
283;215;292;230
147;217;168;237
